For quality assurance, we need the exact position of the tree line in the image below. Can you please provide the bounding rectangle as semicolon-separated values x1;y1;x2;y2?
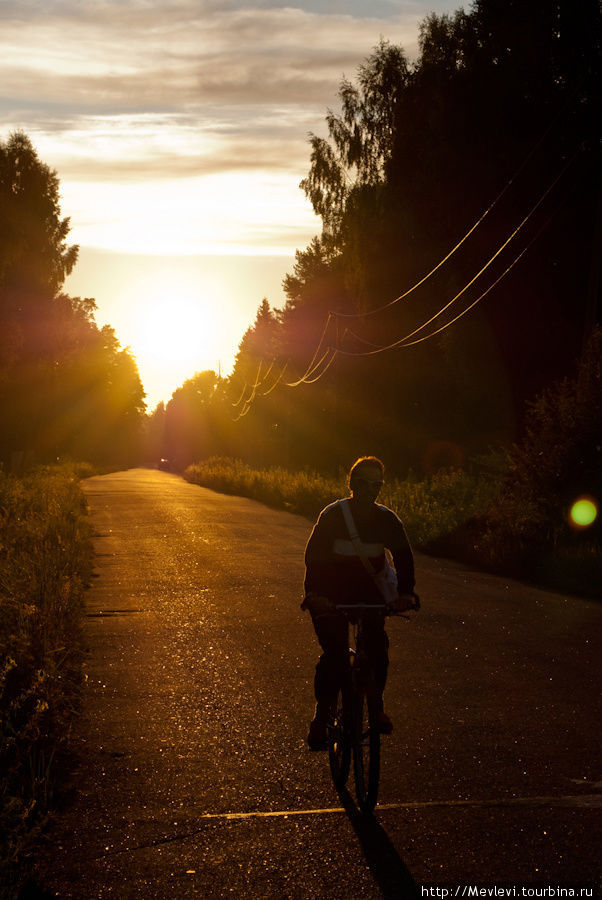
0;133;146;470
157;0;600;477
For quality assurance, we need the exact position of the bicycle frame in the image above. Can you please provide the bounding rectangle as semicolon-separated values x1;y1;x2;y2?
327;603;388;814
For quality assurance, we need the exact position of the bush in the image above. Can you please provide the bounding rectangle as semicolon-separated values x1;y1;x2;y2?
476;328;602;591
185;444;600;596
0;465;92;891
185;456;501;547
186;456;344;519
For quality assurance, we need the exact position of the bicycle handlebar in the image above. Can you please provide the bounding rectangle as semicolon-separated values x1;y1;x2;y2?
335;592;420;615
335;604;387;610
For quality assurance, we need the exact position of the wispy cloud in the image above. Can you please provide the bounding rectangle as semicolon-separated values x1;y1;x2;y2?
1;0;427;254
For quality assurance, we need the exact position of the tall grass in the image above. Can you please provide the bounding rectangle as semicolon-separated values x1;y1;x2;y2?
0;464;93;892
185;456;500;548
186;455;600;596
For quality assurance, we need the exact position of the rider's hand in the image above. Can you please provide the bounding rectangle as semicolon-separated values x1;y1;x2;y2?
301;593;335;617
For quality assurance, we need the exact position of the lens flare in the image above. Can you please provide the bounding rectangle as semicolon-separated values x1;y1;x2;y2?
569;497;598;529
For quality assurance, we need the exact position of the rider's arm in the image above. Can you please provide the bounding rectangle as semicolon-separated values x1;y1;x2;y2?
304;507;336;596
302;509;339;615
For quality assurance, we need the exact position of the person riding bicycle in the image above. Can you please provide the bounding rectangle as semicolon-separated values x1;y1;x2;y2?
302;456;417;750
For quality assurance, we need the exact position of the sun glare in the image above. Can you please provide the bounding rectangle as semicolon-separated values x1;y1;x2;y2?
127;286;221;408
136;295;211;370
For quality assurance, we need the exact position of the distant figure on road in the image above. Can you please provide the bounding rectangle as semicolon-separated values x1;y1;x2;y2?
302;456;417;750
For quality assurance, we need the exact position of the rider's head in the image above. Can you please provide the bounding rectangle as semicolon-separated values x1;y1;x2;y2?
348;456;385;505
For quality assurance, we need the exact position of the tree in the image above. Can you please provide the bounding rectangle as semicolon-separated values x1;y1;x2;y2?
300;39;409;241
230;299;281;392
164;371;219;468
275;0;601;471
0;132;146;467
477;326;602;586
0;132;78;297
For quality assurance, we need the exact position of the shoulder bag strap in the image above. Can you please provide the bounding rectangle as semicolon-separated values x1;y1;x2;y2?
340;499;377;578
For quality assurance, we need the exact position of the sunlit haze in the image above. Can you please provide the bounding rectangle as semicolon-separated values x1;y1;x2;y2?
2;0;459;409
121;279;224;407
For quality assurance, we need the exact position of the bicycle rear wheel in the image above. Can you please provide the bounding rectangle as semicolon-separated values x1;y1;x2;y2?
328;688;351;790
352;683;381;814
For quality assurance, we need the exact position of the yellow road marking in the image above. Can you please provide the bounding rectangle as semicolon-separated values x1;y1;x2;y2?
199;793;602;821
89;793;602;859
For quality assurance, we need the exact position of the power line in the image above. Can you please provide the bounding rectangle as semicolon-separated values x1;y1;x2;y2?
228;110;581;418
259;362;288;396
231;196;563;421
326;101;574;323
231;360;264;420
231;381;247;408
228;107;573;402
283;313;336;387
382;198;567;350
295;348;338;384
333;150;579;358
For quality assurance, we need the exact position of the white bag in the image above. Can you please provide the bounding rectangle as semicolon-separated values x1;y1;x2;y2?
373;556;399;607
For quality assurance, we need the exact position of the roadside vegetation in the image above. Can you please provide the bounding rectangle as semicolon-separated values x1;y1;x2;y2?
0;464;93;894
186;449;599;598
472;327;602;596
185;455;503;552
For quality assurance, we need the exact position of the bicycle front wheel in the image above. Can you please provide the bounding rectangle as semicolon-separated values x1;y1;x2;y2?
328;688;351;790
352;683;381;814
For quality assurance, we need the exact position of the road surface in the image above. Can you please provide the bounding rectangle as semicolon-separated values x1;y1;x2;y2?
38;469;601;897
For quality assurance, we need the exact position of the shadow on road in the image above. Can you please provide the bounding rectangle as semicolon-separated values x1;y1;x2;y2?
338;788;419;899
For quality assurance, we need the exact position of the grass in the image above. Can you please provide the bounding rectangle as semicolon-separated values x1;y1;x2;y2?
0;463;93;895
185;456;600;598
184;456;501;548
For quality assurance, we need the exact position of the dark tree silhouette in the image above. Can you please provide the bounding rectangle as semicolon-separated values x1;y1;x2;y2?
0;132;146;468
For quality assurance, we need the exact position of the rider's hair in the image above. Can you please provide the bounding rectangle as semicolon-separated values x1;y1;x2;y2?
348;456;385;489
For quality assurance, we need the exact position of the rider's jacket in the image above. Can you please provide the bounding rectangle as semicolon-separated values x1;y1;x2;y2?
304;498;415;605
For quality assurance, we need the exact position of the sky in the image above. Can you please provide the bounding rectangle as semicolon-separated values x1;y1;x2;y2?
1;0;459;409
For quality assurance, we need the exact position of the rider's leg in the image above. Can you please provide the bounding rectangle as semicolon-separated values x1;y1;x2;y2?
307;612;347;747
363;618;389;697
311;610;348;715
364;619;393;732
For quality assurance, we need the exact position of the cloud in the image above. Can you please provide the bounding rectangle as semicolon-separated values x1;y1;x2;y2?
2;1;422;186
0;1;425;254
22;107;321;184
1;3;422;111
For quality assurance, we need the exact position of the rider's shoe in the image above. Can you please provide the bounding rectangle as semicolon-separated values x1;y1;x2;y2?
376;709;393;734
307;716;328;750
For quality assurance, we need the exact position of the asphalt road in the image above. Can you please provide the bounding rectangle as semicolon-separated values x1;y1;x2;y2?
37;468;601;898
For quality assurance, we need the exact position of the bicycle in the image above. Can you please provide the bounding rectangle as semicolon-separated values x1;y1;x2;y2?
327;595;420;815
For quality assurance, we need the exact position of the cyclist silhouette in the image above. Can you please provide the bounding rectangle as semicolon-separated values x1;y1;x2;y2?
302;456;416;749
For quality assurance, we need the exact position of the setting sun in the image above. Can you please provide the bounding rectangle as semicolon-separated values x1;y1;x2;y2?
135;293;214;373
124;281;224;409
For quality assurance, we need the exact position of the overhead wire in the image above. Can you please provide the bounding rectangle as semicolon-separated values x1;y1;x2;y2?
382;196;568;350
231;360;263;420
266;104;575;393
260;359;275;382
333;149;579;357
228;103;579;417
283;313;336;387
259;362;289;396
298;348;338;384
329;102;572;322
232;403;252;421
231;381;247;408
